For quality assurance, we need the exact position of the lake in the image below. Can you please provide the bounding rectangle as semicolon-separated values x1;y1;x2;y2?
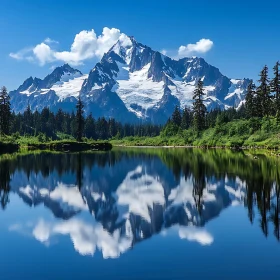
0;148;280;279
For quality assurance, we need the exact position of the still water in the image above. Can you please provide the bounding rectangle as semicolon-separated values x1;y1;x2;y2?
0;148;280;279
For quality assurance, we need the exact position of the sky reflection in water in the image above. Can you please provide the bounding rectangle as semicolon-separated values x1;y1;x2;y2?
0;148;280;279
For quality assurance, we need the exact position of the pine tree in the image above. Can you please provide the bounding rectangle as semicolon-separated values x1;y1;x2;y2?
0;86;11;135
271;61;280;118
84;113;96;139
245;80;257;118
55;108;64;132
192;79;207;132
75;96;85;142
171;105;182;126
181;106;192;130
256;65;272;117
23;103;33;135
33;109;40;136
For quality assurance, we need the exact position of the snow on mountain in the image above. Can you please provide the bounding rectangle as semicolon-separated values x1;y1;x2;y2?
224;78;251;108
10;64;87;113
79;36;250;122
50;73;88;101
10;36;250;123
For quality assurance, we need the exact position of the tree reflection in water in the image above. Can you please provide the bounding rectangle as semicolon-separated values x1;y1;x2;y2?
1;148;280;243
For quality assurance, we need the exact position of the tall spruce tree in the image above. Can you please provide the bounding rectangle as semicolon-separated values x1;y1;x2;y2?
256;65;272;117
84;113;96;139
23;103;33;135
181;106;192;130
171;105;182;126
271;61;280;118
0;86;11;135
245;80;257;118
192;79;207;132
75;96;85;142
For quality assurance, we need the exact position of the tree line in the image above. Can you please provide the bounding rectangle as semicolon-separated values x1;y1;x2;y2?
245;62;280;118
164;61;280;135
0;93;161;141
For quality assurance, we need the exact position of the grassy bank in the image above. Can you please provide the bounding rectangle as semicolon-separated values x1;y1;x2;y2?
111;117;280;150
26;140;112;152
2;117;280;154
0;136;112;154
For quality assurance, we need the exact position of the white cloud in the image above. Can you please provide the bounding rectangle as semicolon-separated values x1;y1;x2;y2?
33;220;51;242
14;218;133;258
9;27;129;66
178;38;213;57
9;47;34;61
44;38;59;44
33;43;54;66
161;49;167;55
179;226;214;245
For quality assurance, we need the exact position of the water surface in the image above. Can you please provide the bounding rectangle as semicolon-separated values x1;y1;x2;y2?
0;148;280;279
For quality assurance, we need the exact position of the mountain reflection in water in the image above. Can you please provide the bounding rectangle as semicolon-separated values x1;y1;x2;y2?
1;148;280;259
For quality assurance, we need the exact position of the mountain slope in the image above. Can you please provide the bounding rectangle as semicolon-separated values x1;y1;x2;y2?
9;64;87;113
10;36;250;123
80;36;250;122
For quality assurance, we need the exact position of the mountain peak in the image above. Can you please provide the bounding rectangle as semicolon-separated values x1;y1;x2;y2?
54;63;82;75
40;64;83;89
10;35;251;123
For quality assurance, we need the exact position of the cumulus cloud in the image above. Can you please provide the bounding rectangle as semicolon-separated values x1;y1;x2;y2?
33;220;51;242
33;43;54;66
9;27;129;66
12;218;133;258
179;226;214;245
178;38;213;57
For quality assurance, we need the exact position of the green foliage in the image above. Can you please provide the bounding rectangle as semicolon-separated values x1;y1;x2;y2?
193;79;206;132
111;117;280;149
271;61;280;117
256;65;273;117
75;97;85;142
0;86;11;135
171;105;182;126
160;122;180;137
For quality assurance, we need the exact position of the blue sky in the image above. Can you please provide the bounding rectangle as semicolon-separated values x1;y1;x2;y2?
1;0;280;90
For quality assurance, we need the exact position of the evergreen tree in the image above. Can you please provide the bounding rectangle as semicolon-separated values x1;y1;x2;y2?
192;79;207;132
23;103;33;135
181;106;191;130
75;97;85;142
84;114;96;139
70;112;76;136
33;109;40;136
55;108;64;132
108;118;117;138
256;65;272;117
271;61;280;118
0;86;11;135
245;80;257;118
171;105;182;126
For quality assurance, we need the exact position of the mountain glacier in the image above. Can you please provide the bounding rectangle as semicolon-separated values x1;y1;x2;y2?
9;36;250;123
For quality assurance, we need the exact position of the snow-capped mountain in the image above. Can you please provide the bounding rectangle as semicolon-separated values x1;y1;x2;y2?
9;36;250;123
9;64;88;113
